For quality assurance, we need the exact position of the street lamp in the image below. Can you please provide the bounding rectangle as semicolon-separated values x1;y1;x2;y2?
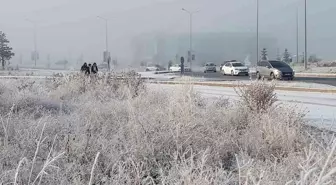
256;0;259;64
97;16;110;70
97;16;109;53
182;8;199;71
304;0;308;70
26;19;38;67
296;7;299;63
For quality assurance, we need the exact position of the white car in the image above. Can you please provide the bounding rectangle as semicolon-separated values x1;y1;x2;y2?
222;62;249;76
145;64;165;71
145;64;159;71
169;64;191;72
203;62;217;73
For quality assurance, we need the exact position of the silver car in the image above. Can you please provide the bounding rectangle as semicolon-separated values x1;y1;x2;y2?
203;63;217;73
256;60;295;80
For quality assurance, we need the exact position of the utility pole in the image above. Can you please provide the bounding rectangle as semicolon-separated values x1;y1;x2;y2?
304;0;308;69
26;19;38;67
97;16;109;53
296;7;299;63
97;16;110;71
257;0;259;64
47;54;51;69
276;48;280;60
19;54;23;65
182;8;199;71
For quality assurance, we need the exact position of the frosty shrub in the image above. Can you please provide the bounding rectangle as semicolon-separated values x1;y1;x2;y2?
235;81;277;112
0;75;335;185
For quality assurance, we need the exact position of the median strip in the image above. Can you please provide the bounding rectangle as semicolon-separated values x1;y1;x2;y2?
149;80;336;94
294;73;336;78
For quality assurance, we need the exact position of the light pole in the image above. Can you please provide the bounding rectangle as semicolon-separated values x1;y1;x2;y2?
304;0;308;70
256;0;259;64
26;19;37;67
97;16;109;53
296;7;299;63
182;8;199;71
97;16;110;70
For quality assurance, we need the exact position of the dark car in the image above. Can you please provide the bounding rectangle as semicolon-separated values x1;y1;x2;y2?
256;60;295;80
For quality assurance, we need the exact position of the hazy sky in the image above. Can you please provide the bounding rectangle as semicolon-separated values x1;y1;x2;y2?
1;0;336;65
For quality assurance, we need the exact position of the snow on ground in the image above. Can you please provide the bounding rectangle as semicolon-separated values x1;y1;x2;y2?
148;84;336;132
138;72;179;80
292;66;336;73
201;80;335;89
173;77;336;89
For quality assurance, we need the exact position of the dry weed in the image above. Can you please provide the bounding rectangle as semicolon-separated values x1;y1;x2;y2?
0;75;334;184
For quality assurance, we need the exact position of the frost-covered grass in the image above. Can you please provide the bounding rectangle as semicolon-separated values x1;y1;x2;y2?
0;72;335;184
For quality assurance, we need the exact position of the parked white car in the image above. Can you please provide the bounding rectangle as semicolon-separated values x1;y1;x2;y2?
169;64;191;72
222;62;249;76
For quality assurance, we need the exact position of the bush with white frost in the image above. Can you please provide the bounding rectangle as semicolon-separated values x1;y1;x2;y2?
0;74;335;184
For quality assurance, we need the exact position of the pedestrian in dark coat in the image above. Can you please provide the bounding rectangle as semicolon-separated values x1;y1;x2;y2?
81;62;88;73
85;63;92;75
91;63;98;74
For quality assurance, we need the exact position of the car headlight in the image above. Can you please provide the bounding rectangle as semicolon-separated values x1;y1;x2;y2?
274;69;281;74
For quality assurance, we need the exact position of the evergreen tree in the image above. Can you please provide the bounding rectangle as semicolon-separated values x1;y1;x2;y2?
261;48;268;60
283;49;291;63
168;60;173;69
0;31;15;70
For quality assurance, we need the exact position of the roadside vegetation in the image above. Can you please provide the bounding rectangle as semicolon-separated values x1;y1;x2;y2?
0;72;335;184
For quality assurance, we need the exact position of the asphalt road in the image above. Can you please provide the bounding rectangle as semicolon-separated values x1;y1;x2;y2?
179;71;336;86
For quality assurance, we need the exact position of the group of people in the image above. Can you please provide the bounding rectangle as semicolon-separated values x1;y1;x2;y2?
80;62;98;75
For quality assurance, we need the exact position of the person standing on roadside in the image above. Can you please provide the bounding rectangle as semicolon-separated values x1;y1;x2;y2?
92;63;98;74
81;62;88;73
85;63;92;75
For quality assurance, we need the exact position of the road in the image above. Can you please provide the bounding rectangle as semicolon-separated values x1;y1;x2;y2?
150;84;336;132
5;68;336;86
179;71;336;86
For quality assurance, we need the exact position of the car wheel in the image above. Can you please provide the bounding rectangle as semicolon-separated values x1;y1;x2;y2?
146;68;150;71
271;73;276;80
256;72;261;80
231;70;234;76
214;70;217;73
223;70;226;75
245;73;249;76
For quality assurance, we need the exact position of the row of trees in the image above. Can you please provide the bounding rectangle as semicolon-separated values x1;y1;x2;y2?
0;31;15;70
261;48;322;64
261;48;292;63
